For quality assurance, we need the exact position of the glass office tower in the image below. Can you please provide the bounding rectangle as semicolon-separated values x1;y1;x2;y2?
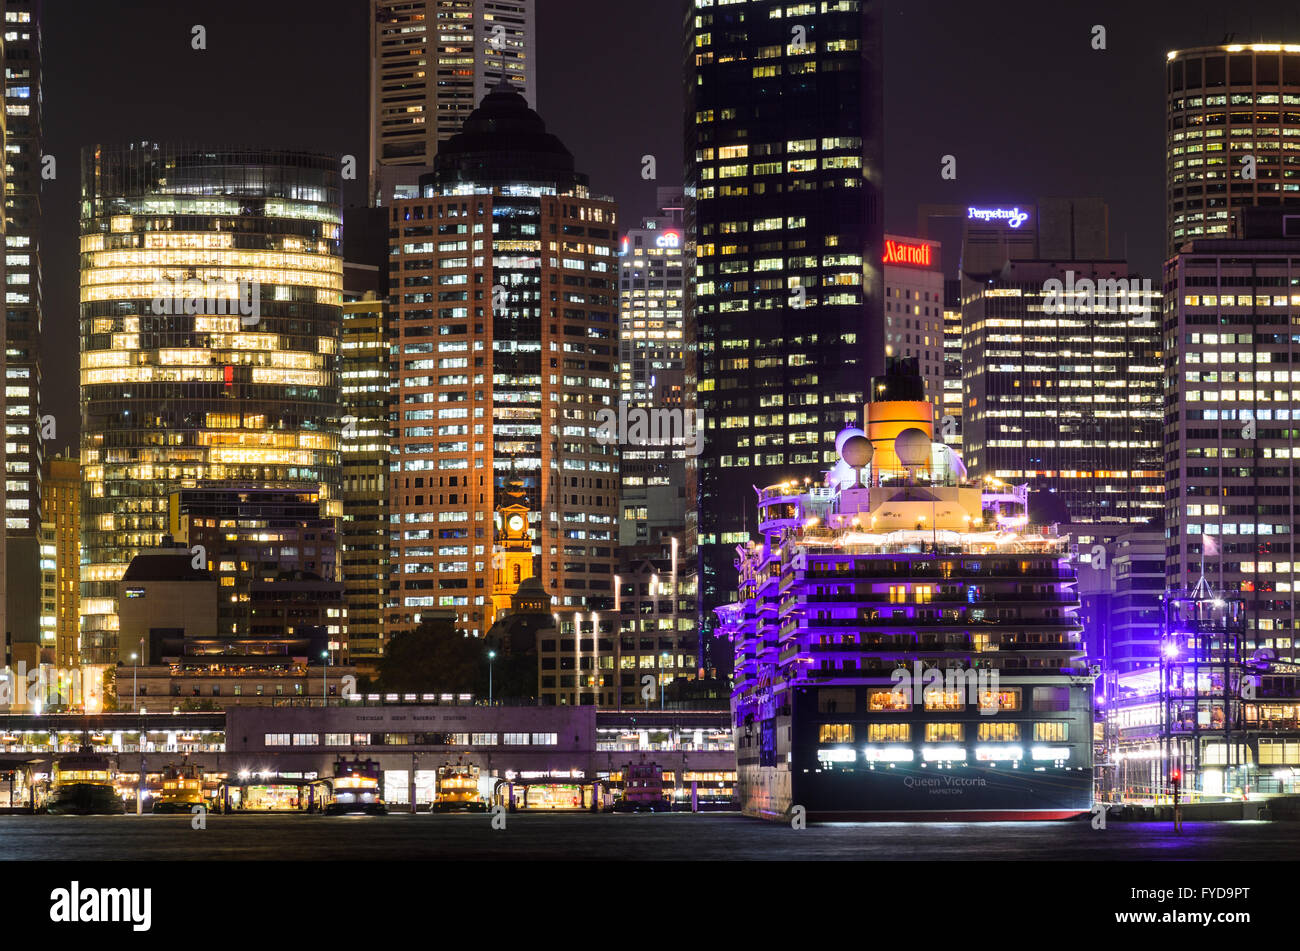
79;144;343;666
685;0;884;672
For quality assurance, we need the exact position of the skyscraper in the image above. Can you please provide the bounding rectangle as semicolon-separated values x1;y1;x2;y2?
368;0;535;203
79;145;343;666
40;451;77;668
962;259;1163;525
2;0;40;667
617;187;690;549
1165;208;1300;655
686;0;884;663
1166;44;1300;256
385;87;618;654
882;234;944;417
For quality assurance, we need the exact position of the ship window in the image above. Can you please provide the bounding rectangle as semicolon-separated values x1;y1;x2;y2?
868;689;909;712
977;722;1020;741
1034;722;1069;742
867;723;910;742
923;689;964;712
979;688;1022;712
818;723;854;743
925;723;964;742
1032;686;1070;712
818;687;856;713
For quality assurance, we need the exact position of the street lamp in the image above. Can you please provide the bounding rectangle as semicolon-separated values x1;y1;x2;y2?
488;650;496;705
321;650;329;705
130;653;138;712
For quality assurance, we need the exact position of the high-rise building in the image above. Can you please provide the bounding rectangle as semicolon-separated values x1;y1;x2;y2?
368;0;536;203
2;1;40;668
882;234;944;417
40;451;76;667
385;87;619;653
941;278;962;449
1075;524;1165;674
169;486;344;651
1166;44;1300;256
340;292;389;675
686;0;884;665
617;187;690;549
78;144;343;667
962;259;1163;524
1165;208;1300;655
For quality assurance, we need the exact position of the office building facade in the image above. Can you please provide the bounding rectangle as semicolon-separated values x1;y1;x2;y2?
1166;44;1300;255
686;0;884;663
617;187;691;550
40;451;75;666
962;259;1163;525
883;234;944;416
1165;209;1300;654
2;1;40;667
78;144;344;666
385;87;618;640
369;0;536;203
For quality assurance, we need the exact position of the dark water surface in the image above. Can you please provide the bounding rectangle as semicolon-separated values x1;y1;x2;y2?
0;813;1288;860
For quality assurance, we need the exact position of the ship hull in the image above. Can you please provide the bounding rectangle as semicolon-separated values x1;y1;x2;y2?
737;761;1091;822
46;784;127;816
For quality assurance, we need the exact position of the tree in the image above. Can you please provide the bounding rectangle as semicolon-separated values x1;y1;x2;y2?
377;618;487;695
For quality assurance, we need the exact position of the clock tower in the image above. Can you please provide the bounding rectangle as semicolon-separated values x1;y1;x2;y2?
491;483;536;626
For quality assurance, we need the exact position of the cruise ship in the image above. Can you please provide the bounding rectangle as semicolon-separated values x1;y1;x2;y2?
716;365;1094;821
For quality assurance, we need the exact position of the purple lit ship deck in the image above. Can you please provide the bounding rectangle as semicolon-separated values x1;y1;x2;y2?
716;365;1095;821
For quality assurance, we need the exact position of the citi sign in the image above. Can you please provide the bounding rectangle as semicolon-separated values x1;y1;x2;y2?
883;239;933;268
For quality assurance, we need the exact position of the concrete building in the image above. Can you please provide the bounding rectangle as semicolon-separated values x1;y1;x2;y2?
883;234;944;416
340;294;389;675
385;87;618;639
617;188;692;552
1164;208;1300;655
40;452;77;667
169;486;343;650
368;0;536;204
1166;43;1300;256
1074;525;1165;674
961;259;1163;525
918;198;1109;275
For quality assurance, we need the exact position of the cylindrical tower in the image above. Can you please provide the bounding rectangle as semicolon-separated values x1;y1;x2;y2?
79;144;343;666
1166;44;1300;256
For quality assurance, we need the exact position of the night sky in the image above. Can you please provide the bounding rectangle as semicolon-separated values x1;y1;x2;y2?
39;0;1300;442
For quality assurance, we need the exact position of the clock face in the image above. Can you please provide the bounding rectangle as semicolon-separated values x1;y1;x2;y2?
508;514;525;533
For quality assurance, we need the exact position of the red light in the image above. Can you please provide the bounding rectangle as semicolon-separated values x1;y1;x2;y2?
882;239;933;268
1171;770;1181;782
223;365;233;387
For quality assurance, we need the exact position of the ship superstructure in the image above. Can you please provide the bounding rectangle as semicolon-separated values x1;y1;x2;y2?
717;365;1094;820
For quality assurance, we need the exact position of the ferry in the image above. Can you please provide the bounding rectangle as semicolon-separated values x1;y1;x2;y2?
614;761;669;812
432;762;487;812
326;758;387;815
151;763;206;814
46;747;126;815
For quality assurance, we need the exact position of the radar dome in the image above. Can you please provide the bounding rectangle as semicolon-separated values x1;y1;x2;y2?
835;428;867;456
840;434;873;469
894;428;931;467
